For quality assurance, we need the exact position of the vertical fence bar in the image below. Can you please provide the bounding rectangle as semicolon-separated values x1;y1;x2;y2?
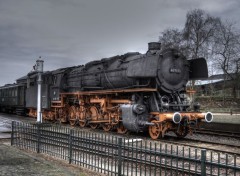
188;148;191;174
154;143;156;176
201;149;206;176
234;155;236;176
149;142;152;176
101;133;103;173
37;123;40;153
210;152;213;175
170;145;173;175
97;133;100;172
131;139;133;176
176;146;179;174
113;136;116;176
140;140;142;176
217;153;220;175
136;141;138;176
107;134;109;175
225;154;228;175
182;147;185;172
118;138;122;176
195;149;197;173
144;141;147;175
11;121;15;146
164;144;167;175
159;143;162;175
69;129;73;164
127;139;130;176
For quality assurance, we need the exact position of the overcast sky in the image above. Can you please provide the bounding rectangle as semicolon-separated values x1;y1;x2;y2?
0;0;239;86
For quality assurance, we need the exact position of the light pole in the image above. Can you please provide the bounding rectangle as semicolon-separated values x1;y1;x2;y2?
35;59;44;123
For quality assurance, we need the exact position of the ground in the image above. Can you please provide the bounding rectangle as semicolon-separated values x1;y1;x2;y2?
0;139;105;176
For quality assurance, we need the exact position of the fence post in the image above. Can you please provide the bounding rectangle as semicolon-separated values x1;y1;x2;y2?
69;129;73;164
11;121;15;146
201;149;206;176
37;123;41;153
118;138;123;176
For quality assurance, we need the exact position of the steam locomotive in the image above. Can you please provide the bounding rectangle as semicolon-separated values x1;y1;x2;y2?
0;42;213;139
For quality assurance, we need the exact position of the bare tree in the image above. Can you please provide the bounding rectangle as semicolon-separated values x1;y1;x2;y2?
212;20;240;99
159;28;182;49
159;28;190;58
183;9;220;60
158;9;240;98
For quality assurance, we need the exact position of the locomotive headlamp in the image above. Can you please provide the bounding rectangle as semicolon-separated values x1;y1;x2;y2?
205;112;213;123
173;112;182;124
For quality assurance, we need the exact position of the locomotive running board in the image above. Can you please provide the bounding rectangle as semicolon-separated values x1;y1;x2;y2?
60;88;157;96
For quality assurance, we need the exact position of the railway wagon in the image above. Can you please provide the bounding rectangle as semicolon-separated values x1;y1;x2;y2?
0;84;25;115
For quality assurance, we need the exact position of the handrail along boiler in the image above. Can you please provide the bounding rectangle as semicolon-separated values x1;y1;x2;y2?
0;42;213;139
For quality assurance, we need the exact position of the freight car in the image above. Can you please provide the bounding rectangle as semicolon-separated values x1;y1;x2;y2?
0;42;213;139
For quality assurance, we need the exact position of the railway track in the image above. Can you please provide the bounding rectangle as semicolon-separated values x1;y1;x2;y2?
197;128;240;139
1;113;240;155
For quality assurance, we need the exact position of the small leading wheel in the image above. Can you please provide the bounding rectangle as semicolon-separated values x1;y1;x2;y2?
149;120;161;140
102;124;112;132
117;123;128;134
90;123;98;129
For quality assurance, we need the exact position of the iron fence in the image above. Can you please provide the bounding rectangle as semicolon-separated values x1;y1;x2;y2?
11;121;240;176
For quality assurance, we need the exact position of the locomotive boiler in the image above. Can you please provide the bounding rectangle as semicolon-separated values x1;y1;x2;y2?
67;43;190;93
1;42;213;139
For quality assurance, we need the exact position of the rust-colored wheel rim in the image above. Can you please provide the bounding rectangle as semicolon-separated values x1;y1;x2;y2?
149;120;161;140
79;121;87;127
69;106;77;126
89;106;99;129
90;106;99;121
59;108;67;123
90;123;98;129
102;124;112;132
48;111;55;121
117;123;128;134
78;106;87;127
42;111;48;120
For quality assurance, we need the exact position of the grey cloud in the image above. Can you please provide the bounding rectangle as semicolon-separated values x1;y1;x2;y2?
0;0;239;86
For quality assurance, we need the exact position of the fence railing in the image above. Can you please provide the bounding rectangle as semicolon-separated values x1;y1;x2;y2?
11;121;240;176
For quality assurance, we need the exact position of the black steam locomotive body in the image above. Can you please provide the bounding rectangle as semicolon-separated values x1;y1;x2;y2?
0;42;213;139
